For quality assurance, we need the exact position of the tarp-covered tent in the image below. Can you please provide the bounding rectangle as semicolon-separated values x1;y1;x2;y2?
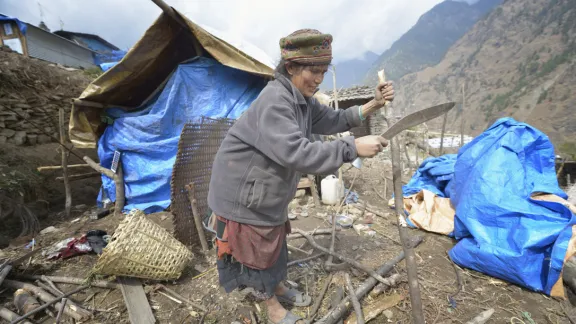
398;118;576;298
70;9;274;148
70;9;275;213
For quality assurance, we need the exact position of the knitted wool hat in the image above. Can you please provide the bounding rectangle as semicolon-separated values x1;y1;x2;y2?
279;29;333;65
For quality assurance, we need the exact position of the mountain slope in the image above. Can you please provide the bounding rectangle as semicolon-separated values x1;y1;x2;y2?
365;0;503;83
320;51;379;90
391;0;576;153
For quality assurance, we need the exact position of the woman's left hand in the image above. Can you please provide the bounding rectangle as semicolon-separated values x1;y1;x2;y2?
375;81;394;106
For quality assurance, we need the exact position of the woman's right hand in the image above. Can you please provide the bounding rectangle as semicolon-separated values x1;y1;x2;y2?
354;135;388;157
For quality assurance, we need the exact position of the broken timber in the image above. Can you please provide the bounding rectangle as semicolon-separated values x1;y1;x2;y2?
118;277;155;324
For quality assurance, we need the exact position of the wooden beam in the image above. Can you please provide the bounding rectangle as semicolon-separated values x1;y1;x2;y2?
118;277;155;324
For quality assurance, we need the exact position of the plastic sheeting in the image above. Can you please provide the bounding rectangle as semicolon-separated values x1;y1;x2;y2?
0;15;28;35
444;118;576;296
94;50;126;71
96;57;266;213
403;154;457;198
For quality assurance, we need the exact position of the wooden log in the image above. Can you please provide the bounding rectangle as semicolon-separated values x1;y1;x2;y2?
346;293;404;324
37;164;91;172
12;274;118;289
315;236;423;324
59;108;71;219
0;308;33;324
2;280;89;322
56;172;100;181
185;183;209;252
118;277;155;324
344;273;364;324
0;264;12;287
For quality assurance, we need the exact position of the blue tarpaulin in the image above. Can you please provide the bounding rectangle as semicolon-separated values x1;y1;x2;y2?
0;15;27;35
96;57;266;213
402;154;457;198
445;118;574;295
94;50;126;71
401;118;575;295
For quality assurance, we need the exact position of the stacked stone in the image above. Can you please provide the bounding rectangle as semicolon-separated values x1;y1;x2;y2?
0;96;71;146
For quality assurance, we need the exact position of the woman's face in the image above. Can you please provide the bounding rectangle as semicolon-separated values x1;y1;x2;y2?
287;64;329;97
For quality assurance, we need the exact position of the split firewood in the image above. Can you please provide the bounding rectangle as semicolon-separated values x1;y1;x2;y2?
465;308;495;324
345;293;404;324
316;236;423;324
292;229;390;285
344;273;364;324
2;280;90;321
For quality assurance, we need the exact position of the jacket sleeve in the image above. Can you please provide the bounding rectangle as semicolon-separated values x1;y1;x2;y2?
256;100;358;175
309;97;363;135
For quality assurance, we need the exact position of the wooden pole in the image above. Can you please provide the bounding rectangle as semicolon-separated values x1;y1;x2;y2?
38;164;91;172
149;0;203;57
439;111;448;155
308;174;321;206
59;108;71;219
460;83;465;148
83;156;124;217
185;183;210;252
379;70;425;324
345;273;364;324
13;274;118;289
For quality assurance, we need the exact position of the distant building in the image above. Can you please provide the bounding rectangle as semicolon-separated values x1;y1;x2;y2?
0;14;117;70
53;30;119;53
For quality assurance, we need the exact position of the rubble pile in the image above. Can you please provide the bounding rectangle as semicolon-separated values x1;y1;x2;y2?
0;46;94;146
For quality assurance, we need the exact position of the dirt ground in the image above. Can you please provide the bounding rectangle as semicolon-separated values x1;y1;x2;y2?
1;157;574;324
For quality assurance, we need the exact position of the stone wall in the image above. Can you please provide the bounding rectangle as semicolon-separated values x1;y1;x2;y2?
0;45;93;146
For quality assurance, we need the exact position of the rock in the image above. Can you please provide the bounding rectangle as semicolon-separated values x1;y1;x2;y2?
40;226;60;235
383;309;393;319
294;189;306;198
0;128;16;137
27;134;38;145
37;134;51;144
11;131;27;145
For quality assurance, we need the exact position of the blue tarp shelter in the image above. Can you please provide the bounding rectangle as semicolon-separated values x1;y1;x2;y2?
401;118;576;297
97;57;266;212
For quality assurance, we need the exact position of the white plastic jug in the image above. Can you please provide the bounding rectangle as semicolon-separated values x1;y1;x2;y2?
321;175;344;205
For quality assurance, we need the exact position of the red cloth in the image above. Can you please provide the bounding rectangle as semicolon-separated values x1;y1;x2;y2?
216;215;291;270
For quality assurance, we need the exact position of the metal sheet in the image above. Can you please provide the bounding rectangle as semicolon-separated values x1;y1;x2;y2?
171;117;234;246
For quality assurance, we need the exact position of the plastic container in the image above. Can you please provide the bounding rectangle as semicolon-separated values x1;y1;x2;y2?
321;175;344;205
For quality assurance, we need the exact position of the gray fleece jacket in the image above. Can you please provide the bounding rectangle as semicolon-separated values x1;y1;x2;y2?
207;73;363;226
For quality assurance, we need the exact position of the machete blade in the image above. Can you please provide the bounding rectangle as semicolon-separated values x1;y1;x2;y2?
381;102;456;139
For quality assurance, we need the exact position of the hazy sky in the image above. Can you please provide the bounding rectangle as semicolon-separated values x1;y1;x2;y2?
0;0;465;64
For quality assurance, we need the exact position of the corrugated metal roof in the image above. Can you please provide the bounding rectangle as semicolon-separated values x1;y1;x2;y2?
324;85;374;102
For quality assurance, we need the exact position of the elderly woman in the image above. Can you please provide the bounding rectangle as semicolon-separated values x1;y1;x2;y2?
208;29;394;324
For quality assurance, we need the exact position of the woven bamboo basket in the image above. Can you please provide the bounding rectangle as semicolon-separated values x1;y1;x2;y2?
92;209;193;280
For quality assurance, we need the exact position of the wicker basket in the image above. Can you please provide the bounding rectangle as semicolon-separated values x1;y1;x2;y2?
92;209;193;280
